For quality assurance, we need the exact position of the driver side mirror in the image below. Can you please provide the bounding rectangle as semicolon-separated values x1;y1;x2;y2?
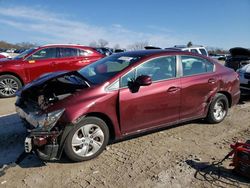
135;75;152;86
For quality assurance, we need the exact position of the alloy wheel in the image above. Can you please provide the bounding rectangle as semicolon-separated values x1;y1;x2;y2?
71;124;105;157
213;100;226;121
0;78;19;97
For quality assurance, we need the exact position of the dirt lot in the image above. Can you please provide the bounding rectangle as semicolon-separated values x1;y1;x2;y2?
0;96;250;188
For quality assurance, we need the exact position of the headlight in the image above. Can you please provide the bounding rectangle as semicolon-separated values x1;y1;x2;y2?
36;109;65;131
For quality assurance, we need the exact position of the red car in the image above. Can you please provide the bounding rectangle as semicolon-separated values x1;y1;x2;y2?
0;44;104;97
16;50;240;162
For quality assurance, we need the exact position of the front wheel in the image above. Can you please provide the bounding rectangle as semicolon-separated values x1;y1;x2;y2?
206;93;229;124
64;117;109;162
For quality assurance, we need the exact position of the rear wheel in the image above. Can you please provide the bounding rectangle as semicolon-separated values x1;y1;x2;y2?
206;93;229;123
64;117;109;162
0;75;22;98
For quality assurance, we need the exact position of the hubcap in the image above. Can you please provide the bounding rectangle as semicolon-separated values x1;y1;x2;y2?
0;78;19;96
213;100;226;121
71;124;104;157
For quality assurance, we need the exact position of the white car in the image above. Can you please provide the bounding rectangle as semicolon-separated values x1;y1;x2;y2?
145;45;209;57
0;52;11;58
172;45;209;57
237;64;250;94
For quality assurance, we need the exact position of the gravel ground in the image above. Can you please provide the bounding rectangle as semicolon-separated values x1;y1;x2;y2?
0;97;250;188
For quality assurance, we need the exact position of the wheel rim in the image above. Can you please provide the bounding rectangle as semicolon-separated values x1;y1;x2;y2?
71;124;104;157
0;78;19;97
213;100;226;121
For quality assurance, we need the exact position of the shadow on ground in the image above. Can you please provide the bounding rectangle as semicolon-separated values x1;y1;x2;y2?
0;113;45;177
186;159;250;187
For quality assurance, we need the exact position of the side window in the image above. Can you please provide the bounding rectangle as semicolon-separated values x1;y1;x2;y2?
199;48;208;56
120;69;135;88
27;48;56;60
120;56;176;87
191;49;199;54
181;56;214;76
136;56;176;82
58;48;78;58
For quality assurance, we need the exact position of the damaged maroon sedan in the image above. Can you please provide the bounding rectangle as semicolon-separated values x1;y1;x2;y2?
15;50;240;162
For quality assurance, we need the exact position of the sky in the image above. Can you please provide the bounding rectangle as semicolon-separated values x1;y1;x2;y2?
0;0;249;50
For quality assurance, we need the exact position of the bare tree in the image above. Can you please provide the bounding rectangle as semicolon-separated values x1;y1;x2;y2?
127;41;148;51
16;42;37;48
89;41;98;47
98;39;109;47
113;44;120;50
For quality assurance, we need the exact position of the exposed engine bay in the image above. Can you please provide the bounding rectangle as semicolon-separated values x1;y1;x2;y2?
15;71;90;160
17;71;90;110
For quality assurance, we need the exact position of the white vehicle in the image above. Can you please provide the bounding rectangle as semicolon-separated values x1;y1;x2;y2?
0;52;11;58
145;45;209;57
172;45;209;57
237;64;250;94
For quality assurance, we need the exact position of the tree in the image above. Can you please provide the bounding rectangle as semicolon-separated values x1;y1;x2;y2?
98;39;108;47
127;41;149;51
113;44;120;50
16;42;37;48
187;41;193;47
89;41;98;47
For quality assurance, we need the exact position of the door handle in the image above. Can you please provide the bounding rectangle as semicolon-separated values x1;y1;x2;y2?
208;78;216;84
167;86;180;92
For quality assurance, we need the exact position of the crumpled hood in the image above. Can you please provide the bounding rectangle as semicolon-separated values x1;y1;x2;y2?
17;71;73;95
229;47;250;57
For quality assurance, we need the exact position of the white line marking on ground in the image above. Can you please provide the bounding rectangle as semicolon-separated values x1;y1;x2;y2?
0;112;17;118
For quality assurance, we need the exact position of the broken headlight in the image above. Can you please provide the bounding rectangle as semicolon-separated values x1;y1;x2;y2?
36;109;65;131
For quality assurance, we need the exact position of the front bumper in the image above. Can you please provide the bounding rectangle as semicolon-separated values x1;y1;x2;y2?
16;106;65;161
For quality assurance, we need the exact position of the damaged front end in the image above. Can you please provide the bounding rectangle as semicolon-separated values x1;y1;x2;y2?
15;71;90;160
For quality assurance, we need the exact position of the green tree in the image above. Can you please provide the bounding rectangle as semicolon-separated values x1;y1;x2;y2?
187;41;193;47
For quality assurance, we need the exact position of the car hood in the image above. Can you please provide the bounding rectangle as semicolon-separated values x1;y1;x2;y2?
18;71;88;94
17;71;91;110
229;47;250;57
0;58;20;64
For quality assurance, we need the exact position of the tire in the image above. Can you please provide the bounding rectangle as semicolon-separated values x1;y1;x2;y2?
64;117;109;162
206;93;229;124
0;74;22;98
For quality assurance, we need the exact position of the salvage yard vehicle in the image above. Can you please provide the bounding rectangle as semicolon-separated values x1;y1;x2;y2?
225;47;250;71
237;63;250;95
0;44;104;97
15;49;240;162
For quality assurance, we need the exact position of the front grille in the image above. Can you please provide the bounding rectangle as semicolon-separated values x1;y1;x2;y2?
244;72;250;79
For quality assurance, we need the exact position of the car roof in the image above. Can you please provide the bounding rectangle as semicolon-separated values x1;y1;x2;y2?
115;49;182;57
40;44;92;48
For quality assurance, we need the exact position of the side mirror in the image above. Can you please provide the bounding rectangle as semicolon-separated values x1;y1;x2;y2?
135;75;152;86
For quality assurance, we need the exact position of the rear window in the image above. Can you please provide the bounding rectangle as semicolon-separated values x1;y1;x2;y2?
58;48;77;57
199;49;208;56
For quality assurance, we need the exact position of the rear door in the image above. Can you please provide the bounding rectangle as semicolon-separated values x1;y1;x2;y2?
180;55;218;120
119;56;181;134
55;47;81;71
24;47;56;81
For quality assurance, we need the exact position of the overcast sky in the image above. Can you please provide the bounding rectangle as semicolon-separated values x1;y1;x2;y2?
0;0;249;50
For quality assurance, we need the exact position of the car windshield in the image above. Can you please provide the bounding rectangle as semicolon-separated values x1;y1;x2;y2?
78;54;142;84
13;48;36;60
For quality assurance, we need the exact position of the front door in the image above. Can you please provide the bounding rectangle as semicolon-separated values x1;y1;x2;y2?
119;56;181;134
24;47;57;82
